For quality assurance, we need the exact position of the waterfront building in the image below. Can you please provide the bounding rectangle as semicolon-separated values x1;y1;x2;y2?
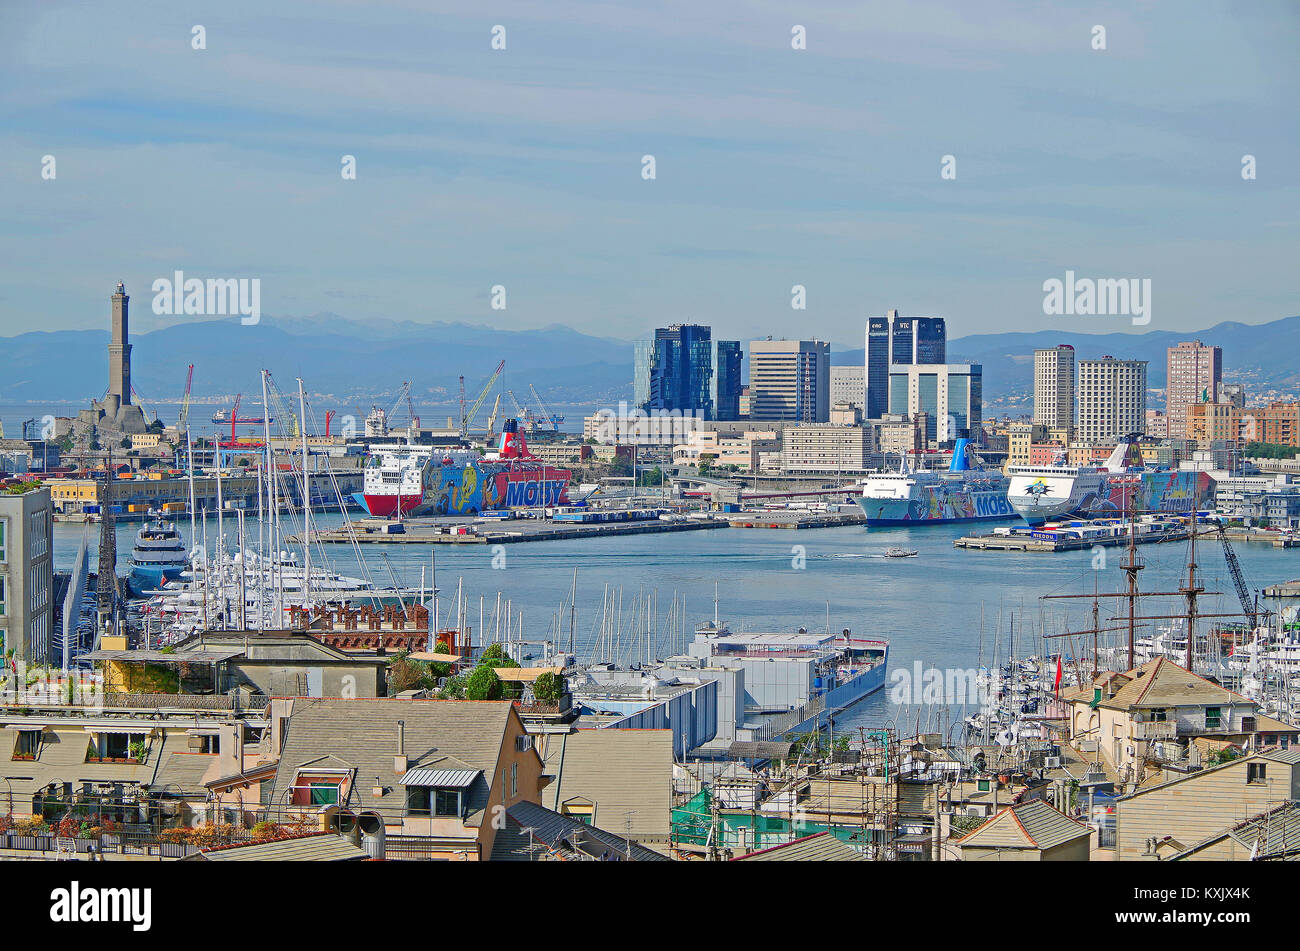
1006;422;1048;467
748;339;831;423
876;413;927;457
1166;340;1223;439
865;310;946;419
887;363;982;445
829;366;866;415
781;423;874;474
1076;357;1146;444
671;429;779;471
634;324;715;418
0;485;54;664
1033;345;1075;431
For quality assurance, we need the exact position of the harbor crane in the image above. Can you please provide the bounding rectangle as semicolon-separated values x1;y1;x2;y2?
485;393;502;440
506;389;536;432
460;360;506;437
529;383;562;432
177;364;195;435
1215;519;1259;630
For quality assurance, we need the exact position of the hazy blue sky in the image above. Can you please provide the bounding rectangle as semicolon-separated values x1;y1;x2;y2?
1;0;1296;345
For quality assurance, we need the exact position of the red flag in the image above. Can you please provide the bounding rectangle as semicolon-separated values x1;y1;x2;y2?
1053;656;1063;698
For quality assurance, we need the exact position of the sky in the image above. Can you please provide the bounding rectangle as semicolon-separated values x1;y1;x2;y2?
1;0;1297;347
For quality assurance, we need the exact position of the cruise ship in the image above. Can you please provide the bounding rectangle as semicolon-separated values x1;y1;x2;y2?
127;520;189;595
858;437;1015;526
1006;435;1213;525
356;418;571;517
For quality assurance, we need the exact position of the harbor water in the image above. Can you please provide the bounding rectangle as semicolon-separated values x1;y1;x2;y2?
54;513;1300;737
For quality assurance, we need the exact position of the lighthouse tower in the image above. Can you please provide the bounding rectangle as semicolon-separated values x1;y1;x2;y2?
82;281;148;435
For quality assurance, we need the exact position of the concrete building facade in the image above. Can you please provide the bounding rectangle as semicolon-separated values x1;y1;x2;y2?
0;486;55;665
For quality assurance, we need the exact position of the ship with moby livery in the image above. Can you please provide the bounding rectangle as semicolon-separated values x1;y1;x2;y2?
857;437;1015;526
356;418;571;518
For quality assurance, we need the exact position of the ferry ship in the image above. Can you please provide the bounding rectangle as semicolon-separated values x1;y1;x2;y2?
858;437;1015;526
127;520;189;595
356;418;571;517
1006;434;1213;525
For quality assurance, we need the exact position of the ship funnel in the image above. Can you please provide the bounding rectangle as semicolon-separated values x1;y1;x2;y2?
498;418;533;460
948;438;974;472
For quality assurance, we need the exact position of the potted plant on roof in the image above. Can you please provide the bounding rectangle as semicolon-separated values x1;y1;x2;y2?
128;740;146;763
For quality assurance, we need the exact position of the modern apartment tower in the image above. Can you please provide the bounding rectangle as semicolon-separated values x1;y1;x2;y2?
1033;345;1076;431
634;324;714;418
865;310;945;419
710;340;743;421
1166;340;1223;439
1077;357;1147;443
749;339;831;423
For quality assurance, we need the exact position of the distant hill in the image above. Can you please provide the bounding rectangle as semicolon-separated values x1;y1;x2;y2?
0;315;634;406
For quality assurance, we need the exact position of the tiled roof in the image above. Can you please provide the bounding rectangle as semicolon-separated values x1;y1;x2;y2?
538;728;673;840
957;798;1091;851
269;698;518;825
732;831;866;861
1099;657;1246;710
193;832;369;861
489;800;670;862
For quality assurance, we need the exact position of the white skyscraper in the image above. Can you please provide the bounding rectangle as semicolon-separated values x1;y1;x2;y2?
1034;345;1075;431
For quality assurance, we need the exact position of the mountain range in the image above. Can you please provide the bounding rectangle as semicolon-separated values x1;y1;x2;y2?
3;313;1298;412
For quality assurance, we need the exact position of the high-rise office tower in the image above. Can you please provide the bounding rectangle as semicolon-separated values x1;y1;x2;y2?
1077;357;1147;443
710;340;742;421
1166;340;1223;439
749;339;831;423
865;310;945;419
1034;345;1075;431
886;363;982;444
633;324;714;417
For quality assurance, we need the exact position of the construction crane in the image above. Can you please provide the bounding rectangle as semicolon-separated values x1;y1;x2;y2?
529;383;561;433
461;360;505;437
177;364;195;435
485;394;502;440
1215;519;1258;630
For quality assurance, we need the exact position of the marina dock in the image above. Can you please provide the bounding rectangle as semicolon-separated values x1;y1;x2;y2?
956;522;1297;553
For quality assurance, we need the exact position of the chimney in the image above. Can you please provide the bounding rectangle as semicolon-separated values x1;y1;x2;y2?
394;720;407;775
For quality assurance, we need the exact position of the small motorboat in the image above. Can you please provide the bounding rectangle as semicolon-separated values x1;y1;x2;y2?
883;547;918;558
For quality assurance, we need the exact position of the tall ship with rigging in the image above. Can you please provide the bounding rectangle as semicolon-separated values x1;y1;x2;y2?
858;436;1015;526
1006;433;1212;525
357;418;571;517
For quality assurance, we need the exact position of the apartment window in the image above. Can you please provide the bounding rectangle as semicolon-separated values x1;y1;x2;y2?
0;517;6;561
0;576;5;616
408;787;462;818
510;762;518;799
1150;709;1167;722
1205;707;1223;730
14;729;40;759
1247;763;1267;784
